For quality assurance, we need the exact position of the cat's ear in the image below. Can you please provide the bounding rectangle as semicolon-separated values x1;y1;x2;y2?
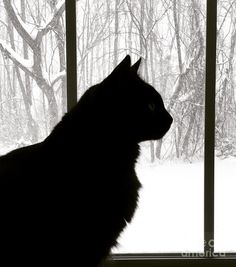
131;57;142;73
111;55;131;76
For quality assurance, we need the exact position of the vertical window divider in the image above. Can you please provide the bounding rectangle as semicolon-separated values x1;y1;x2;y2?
66;0;78;111
204;0;217;256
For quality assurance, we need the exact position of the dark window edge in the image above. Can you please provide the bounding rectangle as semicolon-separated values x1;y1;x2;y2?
102;255;236;267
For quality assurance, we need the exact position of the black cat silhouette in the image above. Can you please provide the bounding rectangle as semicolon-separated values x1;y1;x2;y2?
0;55;172;266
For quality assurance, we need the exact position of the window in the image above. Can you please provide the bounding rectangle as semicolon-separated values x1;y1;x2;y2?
0;0;66;153
215;0;236;253
0;0;235;266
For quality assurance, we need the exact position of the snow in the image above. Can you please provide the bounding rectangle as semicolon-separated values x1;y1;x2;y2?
178;90;194;102
113;159;204;253
113;157;236;254
215;157;236;252
42;68;50;83
0;40;33;68
56;0;65;12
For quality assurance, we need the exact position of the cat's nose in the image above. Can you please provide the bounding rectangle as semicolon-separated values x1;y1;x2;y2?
166;112;173;126
164;112;173;133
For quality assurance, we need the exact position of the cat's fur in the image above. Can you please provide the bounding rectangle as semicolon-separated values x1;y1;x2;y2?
0;55;172;266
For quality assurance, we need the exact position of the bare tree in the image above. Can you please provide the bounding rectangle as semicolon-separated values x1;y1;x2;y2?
0;0;66;131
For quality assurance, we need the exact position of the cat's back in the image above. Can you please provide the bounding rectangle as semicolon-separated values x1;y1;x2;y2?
0;142;44;182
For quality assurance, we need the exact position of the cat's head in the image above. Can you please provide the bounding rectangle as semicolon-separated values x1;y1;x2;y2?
91;55;173;142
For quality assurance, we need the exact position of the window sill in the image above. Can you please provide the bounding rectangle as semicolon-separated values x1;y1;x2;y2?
102;254;236;267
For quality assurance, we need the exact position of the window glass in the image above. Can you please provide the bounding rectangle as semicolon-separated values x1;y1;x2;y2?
77;0;205;253
0;0;66;155
215;0;236;253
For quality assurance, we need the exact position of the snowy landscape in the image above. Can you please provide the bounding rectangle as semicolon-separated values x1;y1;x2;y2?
0;0;235;255
114;156;205;253
112;152;236;254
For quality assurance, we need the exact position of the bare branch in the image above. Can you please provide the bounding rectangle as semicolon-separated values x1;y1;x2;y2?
0;41;35;80
3;0;36;50
51;70;66;87
36;1;65;42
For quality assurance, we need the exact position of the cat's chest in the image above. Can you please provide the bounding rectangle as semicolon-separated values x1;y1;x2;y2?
108;170;142;223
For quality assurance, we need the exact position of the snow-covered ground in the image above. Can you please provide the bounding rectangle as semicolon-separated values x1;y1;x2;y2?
113;159;205;253
215;158;236;252
113;157;236;254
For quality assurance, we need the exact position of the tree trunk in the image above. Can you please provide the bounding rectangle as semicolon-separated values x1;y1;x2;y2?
114;0;119;67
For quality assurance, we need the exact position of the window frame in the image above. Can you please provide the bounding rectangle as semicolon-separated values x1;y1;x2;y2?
65;0;236;265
